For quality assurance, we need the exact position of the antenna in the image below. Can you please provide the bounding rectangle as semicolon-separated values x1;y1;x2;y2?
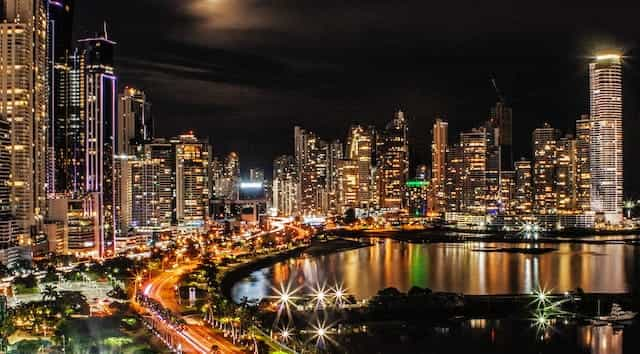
103;21;108;40
490;75;505;104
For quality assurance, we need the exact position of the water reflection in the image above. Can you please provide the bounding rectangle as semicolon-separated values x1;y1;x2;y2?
232;239;638;302
579;325;623;354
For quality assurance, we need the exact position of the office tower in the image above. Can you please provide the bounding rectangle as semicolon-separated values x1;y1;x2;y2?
294;127;328;214
490;101;513;170
589;53;623;223
80;30;117;258
532;123;560;214
556;135;578;212
175;133;211;228
575;116;591;211
131;142;175;230
66;196;96;255
211;157;224;199
485;131;501;215
514;159;533;214
119;87;152;149
272;155;298;216
337;159;359;211
47;0;74;195
377;111;409;209
461;128;488;214
499;170;516;214
444;144;463;212
346;125;373;209
1;1;48;255
431;118;448;213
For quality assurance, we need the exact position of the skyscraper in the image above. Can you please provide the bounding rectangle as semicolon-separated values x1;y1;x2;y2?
430;118;447;213
80;30;117;258
490;101;513;170
272;155;298;216
47;0;75;195
556;135;578;212
347;125;374;209
175;133;211;228
1;0;49;254
377;111;409;209
575;116;591;211
514;159;533;214
589;53;623;223
460;128;488;214
532;123;560;214
294;127;329;214
444;144;463;212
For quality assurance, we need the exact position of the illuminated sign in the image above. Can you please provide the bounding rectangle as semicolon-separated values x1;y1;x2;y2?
406;180;429;188
240;182;263;189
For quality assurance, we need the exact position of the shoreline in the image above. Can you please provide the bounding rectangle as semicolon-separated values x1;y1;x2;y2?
220;238;369;301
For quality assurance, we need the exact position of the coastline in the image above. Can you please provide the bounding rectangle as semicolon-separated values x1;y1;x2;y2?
220;238;370;301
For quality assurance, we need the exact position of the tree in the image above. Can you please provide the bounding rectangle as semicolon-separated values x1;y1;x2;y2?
41;285;59;302
344;208;357;225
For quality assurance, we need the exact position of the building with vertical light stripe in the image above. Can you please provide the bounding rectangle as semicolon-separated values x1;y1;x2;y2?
80;30;117;258
430;118;447;213
589;53;623;224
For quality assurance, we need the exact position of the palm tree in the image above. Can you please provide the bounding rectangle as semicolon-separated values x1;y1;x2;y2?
41;285;59;302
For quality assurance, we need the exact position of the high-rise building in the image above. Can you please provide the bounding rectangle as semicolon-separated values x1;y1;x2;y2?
47;0;75;195
489;101;513;170
346;125;373;209
556;135;578;212
532;123;560;214
272;155;298;216
0;114;21;264
175;133;211;228
514;159;533;214
222;152;240;200
336;159;359;212
405;180;429;217
499;170;516;214
1;1;49;256
131;141;175;231
377;111;409;209
80;30;117;258
461;128;488;214
430;118;448;213
249;168;265;183
327;140;343;213
444;144;463;212
575;116;591;211
589;53;623;223
294;127;329;214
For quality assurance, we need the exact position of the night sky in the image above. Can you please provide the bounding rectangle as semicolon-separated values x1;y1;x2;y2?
75;1;640;195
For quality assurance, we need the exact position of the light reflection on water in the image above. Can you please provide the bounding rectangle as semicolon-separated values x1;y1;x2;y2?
232;239;640;302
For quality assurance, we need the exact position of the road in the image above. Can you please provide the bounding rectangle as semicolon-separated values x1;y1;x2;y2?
141;263;245;354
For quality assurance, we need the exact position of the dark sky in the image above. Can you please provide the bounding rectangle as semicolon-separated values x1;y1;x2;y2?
75;1;640;195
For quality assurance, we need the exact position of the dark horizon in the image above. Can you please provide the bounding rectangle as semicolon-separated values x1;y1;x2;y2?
75;1;640;194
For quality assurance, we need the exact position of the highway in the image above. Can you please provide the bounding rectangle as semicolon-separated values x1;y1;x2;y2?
141;263;245;354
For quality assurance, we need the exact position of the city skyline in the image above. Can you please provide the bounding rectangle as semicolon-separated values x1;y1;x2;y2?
73;1;640;194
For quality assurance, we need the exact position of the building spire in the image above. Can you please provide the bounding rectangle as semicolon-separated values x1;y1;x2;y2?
103;21;109;40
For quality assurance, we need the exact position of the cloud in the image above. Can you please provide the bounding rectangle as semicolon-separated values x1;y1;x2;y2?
185;0;275;30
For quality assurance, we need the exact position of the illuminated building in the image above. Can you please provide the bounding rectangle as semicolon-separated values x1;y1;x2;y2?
377;111;409;209
514;159;533;214
272;155;298;216
484;127;501;215
66;196;97;256
461;128;488;214
415;164;429;181
589;53;623;223
47;0;75;195
131;141;175;231
219;152;240;200
444;144;463;212
346;125;374;209
0;114;21;265
1;1;49;258
575;116;591;211
532;123;560;214
556;135;578;212
336;159;358;211
249;168;265;183
430;118;447;213
294;126;329;214
175;133;211;228
405;180;429;217
327;139;343;213
80;30;117;258
499;170;515;213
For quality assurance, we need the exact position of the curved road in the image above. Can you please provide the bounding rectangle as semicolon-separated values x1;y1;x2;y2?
142;263;245;354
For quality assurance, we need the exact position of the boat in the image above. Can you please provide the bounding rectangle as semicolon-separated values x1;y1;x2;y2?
598;303;637;322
